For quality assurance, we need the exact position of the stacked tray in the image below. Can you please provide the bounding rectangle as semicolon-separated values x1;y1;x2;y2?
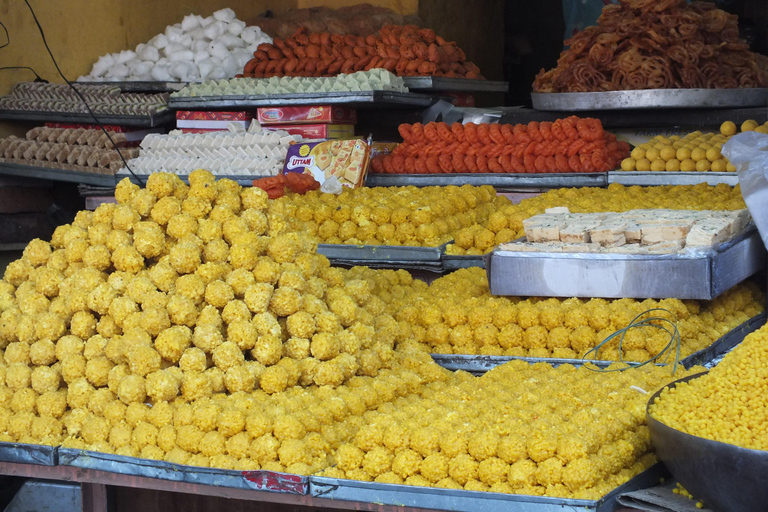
0;109;174;128
317;243;444;271
365;173;607;190
607;171;739;187
0;161;118;187
431;312;766;375
168;91;442;110
116;172;257;187
401;77;509;92
0;442;57;466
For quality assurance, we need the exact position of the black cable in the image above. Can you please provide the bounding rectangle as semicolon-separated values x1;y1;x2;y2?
23;0;145;186
0;21;9;49
0;66;47;82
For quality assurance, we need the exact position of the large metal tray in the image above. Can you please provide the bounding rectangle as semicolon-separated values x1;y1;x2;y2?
0;109;174;128
487;228;765;300
76;81;188;93
58;449;308;494
310;463;666;512
647;374;768;512
608;171;739;187
531;88;768;111
365;173;607;190
442;254;485;271
431;312;766;375
317;243;443;269
168;91;440;110
0;161;118;187
401;77;509;92
116;173;260;187
0;442;57;466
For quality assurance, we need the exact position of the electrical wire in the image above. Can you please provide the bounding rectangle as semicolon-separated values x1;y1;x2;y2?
581;308;682;374
0;20;8;49
22;0;145;186
0;66;47;82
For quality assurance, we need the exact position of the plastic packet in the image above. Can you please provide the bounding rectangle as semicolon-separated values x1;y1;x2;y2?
320;175;343;195
722;131;768;246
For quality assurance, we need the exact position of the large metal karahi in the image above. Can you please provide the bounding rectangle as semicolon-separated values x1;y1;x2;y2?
608;171;739;187
531;88;768;111
168;91;441;110
647;374;768;512
486;228;765;300
431;313;766;375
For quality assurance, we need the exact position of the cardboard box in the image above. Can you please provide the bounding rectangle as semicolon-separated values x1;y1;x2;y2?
176;111;252;131
283;139;370;188
264;124;355;140
257;106;356;125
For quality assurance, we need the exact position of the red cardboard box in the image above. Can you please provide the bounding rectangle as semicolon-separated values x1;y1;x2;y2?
257;106;357;125
263;124;355;140
176;111;252;131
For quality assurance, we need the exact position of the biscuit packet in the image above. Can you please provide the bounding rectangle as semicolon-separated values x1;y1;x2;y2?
282;139;371;188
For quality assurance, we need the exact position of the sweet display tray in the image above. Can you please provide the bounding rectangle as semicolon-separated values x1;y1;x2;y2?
487;228;765;300
76;81;188;93
317;243;443;271
0;109;174;128
531;88;768;111
0;161;118;187
0;442;57;466
311;463;667;512
401;77;509;92
431;313;766;375
168;91;440;110
442;254;485;270
57;449;308;494
116;173;259;187
608;171;739;187
365;173;607;190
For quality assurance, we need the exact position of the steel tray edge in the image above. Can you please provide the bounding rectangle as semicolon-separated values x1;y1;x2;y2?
0;442;57;466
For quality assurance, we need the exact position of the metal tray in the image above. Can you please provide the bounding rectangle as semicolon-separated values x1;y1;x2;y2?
531;88;768;111
317;243;442;263
76;81;188;93
647;374;768;512
442;255;485;270
116;173;259;187
401;77;509;93
168;91;440;110
58;449;308;494
0;109;174;128
487;228;765;300
0;442;57;466
0;161;118;187
365;173;607;190
608;171;739;187
431;313;766;375
310;463;666;512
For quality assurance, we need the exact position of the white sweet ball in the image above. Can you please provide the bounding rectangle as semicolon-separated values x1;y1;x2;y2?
221;55;238;76
213;8;236;22
115;50;137;65
178;34;193;48
219;33;244;49
169;61;194;80
203;21;225;40
206;65;228;80
165;25;183;43
190;28;207;41
150;65;172;82
106;63;129;78
138;45;160;62
240;26;258;45
197;58;216;80
193;50;209;64
133;61;154;77
91;54;116;76
199;16;214;28
228;20;246;36
192;39;209;52
181;14;201;31
208;40;229;60
232;49;253;68
149;33;168;50
164;43;188;56
168;49;195;63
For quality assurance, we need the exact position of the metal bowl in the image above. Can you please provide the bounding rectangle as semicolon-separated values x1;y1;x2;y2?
647;372;768;512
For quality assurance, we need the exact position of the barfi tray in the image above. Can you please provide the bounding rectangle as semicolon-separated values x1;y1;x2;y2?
310;463;666;512
57;449;308;494
442;254;486;270
365;172;607;190
0;161;118;187
531;88;768;111
317;243;443;271
116;172;260;187
486;228;765;300
401;77;509;92
608;171;739;187
76;81;188;93
0;442;58;466
431;313;766;375
0;109;174;128
168;91;440;110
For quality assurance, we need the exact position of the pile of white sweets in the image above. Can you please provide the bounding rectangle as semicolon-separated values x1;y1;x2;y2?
500;208;752;254
78;9;272;83
172;69;408;97
122;124;301;176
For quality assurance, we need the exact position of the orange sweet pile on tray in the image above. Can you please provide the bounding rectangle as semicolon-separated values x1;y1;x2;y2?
241;25;482;78
252;173;320;198
370;119;630;174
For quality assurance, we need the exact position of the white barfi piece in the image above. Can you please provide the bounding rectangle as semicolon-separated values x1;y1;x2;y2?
686;221;731;247
590;222;628;245
545;207;571;214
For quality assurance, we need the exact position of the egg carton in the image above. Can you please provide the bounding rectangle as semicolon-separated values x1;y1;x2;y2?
172;69;408;97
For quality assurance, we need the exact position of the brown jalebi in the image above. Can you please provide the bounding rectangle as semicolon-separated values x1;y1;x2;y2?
533;0;768;92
